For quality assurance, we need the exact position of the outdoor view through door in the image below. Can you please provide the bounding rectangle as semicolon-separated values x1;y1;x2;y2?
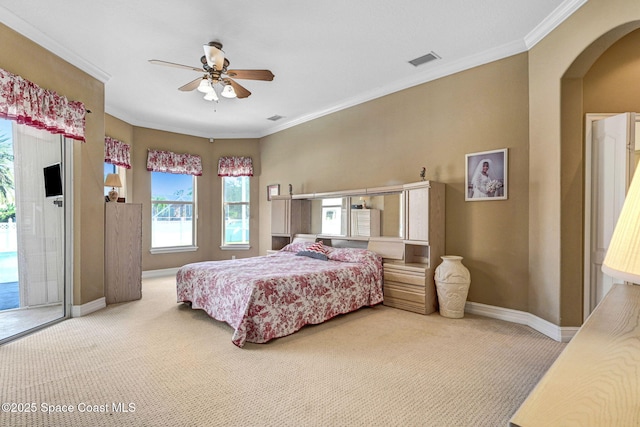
0;118;68;343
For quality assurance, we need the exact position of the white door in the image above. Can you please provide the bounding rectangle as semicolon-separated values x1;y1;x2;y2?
586;113;635;317
13;124;65;308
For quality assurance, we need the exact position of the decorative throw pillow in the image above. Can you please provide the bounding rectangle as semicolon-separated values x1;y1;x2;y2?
296;242;329;261
280;241;316;253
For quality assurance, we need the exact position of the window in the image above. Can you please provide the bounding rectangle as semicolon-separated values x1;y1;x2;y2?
151;172;196;250
222;176;249;247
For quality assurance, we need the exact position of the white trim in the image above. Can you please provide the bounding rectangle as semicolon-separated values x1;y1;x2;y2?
64;138;73;319
261;40;528;139
465;301;579;343
0;6;111;83
583;114;638;322
0;2;585;140
220;245;251;251
583;114;615;322
150;246;198;255
524;0;588;49
71;297;106;317
142;268;180;279
260;1;588;140
0;2;585;141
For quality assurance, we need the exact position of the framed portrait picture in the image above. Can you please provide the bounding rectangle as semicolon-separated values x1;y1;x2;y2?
465;148;508;201
267;184;280;201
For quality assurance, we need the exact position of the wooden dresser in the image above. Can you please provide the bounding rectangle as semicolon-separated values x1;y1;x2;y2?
351;209;380;237
105;203;142;304
510;283;640;426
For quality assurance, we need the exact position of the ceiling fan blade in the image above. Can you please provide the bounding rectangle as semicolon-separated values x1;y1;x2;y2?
178;77;202;92
203;43;225;71
149;59;202;73
226;69;274;81
224;78;252;98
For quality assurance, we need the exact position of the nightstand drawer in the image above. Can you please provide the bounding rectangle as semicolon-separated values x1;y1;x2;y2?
383;281;427;314
384;281;425;302
382;261;436;315
384;270;425;286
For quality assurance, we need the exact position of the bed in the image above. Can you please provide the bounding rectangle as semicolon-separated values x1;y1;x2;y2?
176;240;384;347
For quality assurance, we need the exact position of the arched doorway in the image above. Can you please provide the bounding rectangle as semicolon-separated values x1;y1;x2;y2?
560;22;640;323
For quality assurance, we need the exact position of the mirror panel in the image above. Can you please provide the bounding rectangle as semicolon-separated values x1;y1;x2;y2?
310;197;348;236
366;193;403;238
309;192;403;238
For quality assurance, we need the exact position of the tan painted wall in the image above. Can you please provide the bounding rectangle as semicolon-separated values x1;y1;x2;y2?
0;23;105;305
127;128;260;271
530;0;640;326
260;54;531;311
583;29;640;113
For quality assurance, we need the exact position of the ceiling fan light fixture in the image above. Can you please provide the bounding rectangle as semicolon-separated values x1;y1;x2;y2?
204;89;219;102
221;84;237;99
197;78;213;93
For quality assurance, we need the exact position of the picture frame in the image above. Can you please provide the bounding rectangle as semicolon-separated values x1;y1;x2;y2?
267;184;280;201
465;148;508;201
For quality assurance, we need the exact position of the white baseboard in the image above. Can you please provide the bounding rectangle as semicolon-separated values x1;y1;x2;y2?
70;270;175;316
465;301;579;343
142;268;180;279
71;297;106;317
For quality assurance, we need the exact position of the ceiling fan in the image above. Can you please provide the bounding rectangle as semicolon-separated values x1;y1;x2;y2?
149;41;274;102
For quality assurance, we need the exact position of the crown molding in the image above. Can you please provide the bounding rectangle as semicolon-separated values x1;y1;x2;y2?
0;6;111;83
262;38;528;138
525;0;589;48
1;2;585;139
106;105;263;140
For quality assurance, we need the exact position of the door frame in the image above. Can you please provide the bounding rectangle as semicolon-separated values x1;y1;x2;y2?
63;138;73;317
583;113;635;321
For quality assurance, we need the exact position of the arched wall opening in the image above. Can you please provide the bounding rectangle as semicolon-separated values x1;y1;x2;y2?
560;21;640;326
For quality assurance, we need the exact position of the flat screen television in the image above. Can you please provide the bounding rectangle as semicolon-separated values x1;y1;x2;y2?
43;163;63;198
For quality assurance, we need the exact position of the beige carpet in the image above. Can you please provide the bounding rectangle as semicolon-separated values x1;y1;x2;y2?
0;276;566;427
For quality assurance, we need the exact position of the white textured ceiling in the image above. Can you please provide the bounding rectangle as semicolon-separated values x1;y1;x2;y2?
0;1;586;139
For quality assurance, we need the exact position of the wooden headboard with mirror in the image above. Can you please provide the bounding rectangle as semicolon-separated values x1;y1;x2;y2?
270;181;445;315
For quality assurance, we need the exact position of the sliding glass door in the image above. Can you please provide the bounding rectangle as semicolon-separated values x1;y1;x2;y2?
0;119;69;343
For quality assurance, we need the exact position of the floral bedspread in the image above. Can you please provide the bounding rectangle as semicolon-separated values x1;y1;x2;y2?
176;245;383;347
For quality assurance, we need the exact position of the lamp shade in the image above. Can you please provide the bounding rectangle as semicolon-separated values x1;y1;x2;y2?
197;78;213;93
204;89;219;102
221;84;237;99
602;163;640;284
104;173;122;188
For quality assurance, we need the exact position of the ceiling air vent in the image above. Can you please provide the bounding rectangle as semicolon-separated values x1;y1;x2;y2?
267;115;284;121
409;51;441;67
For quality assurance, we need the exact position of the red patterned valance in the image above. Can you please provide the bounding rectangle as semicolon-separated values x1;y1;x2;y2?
147;149;202;176
104;136;131;169
0;67;86;141
217;156;253;177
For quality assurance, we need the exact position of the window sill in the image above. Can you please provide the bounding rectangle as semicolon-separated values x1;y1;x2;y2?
150;246;198;255
220;245;251;251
